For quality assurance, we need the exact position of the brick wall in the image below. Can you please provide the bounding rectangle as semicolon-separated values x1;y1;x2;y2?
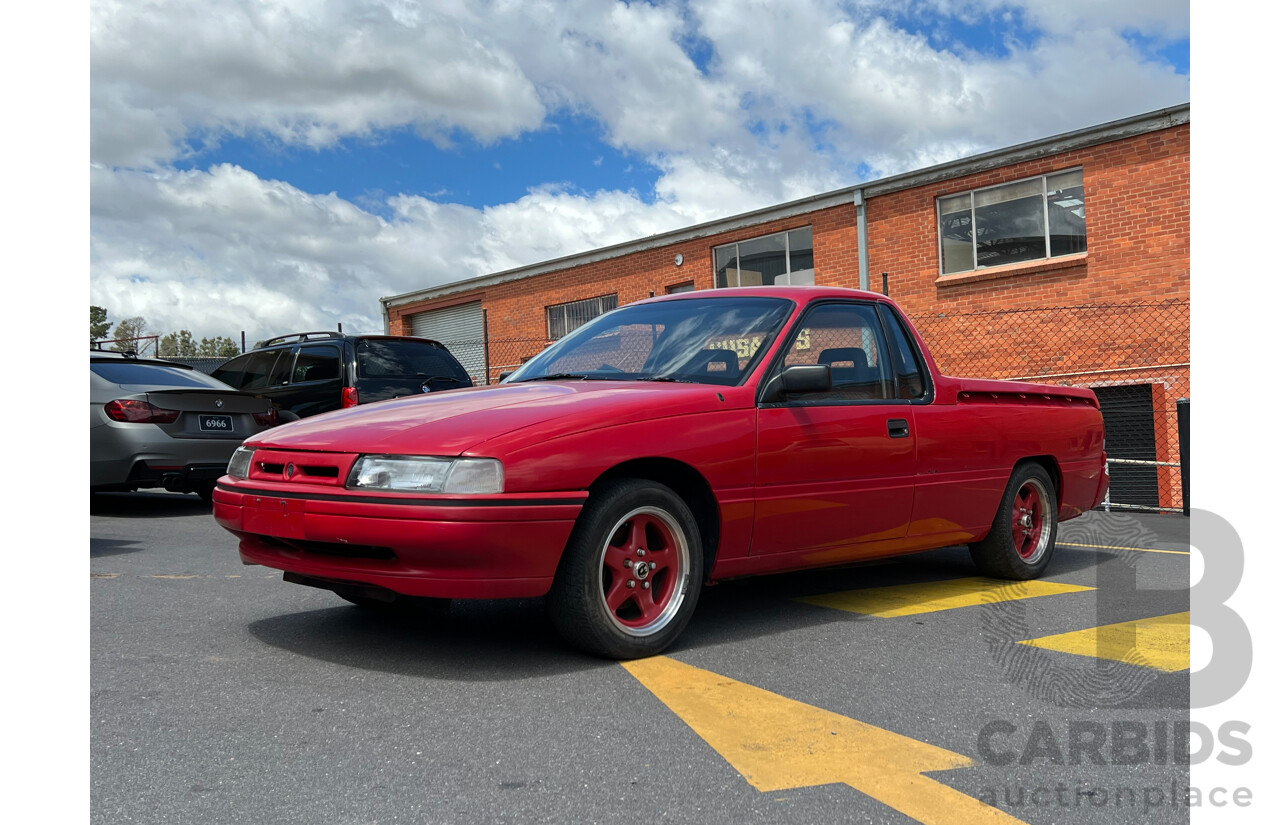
388;122;1190;509
391;123;1188;336
879;124;1190;319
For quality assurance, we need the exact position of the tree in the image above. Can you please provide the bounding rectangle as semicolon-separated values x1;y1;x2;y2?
90;306;112;344
159;330;198;357
111;317;150;353
198;336;241;358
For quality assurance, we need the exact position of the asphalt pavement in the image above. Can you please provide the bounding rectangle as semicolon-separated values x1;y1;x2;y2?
91;491;1192;825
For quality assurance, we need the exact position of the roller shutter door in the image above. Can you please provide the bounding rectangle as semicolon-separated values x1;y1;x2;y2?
410;302;485;384
1093;384;1158;509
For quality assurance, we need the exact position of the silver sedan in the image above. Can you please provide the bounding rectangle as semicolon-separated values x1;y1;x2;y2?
91;352;278;501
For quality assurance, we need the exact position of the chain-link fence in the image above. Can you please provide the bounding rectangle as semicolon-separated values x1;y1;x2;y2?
162;357;236;374
912;299;1189;513
439;338;554;386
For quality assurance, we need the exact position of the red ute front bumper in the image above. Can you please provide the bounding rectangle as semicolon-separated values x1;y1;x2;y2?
212;480;585;599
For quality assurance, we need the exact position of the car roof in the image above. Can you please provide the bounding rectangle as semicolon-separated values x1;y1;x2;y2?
636;285;891;305
252;332;447;350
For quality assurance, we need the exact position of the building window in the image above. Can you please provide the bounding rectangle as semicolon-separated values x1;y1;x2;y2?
666;281;695;294
938;169;1086;275
547;294;618;339
714;227;814;288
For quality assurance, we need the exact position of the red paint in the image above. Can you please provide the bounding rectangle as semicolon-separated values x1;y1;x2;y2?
215;287;1106;601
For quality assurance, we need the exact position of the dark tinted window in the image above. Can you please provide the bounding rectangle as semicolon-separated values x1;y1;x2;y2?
292;345;342;383
211;350;282;390
356;340;471;386
91;362;227;389
878;306;927;400
269;350;296;385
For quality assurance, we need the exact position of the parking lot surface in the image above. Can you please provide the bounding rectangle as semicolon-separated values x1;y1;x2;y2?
92;492;1190;824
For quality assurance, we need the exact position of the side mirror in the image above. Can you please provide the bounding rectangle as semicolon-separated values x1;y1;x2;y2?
760;364;831;402
498;371;514;382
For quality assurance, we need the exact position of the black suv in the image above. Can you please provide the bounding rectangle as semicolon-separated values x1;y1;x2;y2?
210;332;472;420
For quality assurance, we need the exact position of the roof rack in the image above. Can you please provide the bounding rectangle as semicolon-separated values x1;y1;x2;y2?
255;331;344;348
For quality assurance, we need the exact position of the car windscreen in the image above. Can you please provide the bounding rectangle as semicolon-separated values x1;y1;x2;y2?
356;340;472;386
509;296;794;386
91;362;228;389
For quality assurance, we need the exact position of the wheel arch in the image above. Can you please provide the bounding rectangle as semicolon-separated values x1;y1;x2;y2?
589;458;721;583
1017;455;1064;508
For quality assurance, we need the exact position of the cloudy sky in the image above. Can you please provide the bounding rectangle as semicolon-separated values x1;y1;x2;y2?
89;0;1190;344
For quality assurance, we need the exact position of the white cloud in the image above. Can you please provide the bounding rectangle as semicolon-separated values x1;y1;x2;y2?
91;0;546;167
89;163;700;341
89;0;1189;341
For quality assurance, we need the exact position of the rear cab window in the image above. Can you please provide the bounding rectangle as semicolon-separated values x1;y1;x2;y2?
876;304;930;400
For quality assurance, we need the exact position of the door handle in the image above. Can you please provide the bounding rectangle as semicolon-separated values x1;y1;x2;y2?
887;418;910;438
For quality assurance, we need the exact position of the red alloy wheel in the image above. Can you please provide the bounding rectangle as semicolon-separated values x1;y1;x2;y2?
1010;478;1051;562
597;506;690;636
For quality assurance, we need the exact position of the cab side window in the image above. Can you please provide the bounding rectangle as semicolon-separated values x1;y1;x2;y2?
780;303;893;402
292;345;342;384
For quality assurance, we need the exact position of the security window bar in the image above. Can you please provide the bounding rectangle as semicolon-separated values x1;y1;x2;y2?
938;169;1086;275
714;227;815;288
546;294;618;339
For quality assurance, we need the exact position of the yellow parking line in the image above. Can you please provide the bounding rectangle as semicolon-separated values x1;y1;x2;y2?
1019;611;1190;672
623;656;1028;824
797;576;1093;617
1059;541;1190;556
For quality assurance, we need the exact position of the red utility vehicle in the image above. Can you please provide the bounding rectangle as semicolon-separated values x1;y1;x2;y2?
213;287;1107;658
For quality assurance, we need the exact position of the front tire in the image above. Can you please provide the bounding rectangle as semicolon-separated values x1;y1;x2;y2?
969;463;1058;579
548;479;703;659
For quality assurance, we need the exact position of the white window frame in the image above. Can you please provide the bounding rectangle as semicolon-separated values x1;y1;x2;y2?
714;227;814;288
546;294;618;339
936;168;1086;276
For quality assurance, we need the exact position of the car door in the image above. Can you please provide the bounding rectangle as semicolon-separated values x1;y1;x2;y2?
752;301;917;557
269;343;344;418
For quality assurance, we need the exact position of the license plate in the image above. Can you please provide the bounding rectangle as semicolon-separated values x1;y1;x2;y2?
199;414;234;433
244;501;305;539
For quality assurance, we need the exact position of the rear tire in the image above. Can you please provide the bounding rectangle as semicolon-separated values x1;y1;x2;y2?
969;463;1058;579
548;479;703;659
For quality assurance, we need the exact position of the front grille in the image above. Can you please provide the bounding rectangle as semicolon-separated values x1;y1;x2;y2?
258;462;341;479
248;449;356;486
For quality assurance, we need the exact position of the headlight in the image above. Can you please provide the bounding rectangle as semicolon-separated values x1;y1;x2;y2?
347;455;504;494
227;446;255;479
